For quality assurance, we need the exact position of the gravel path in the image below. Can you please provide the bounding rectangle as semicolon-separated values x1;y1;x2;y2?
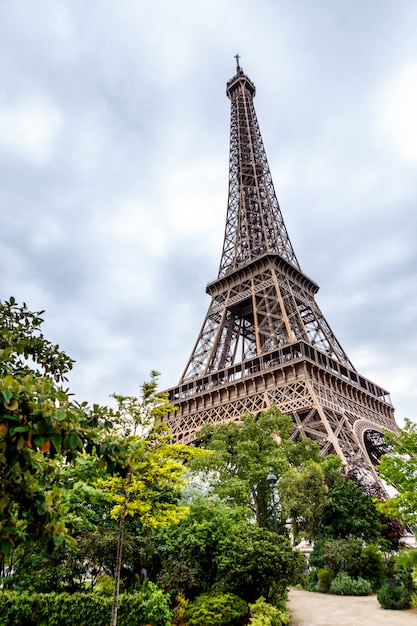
287;588;417;625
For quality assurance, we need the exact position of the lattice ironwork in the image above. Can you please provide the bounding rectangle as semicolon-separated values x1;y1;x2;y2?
164;62;398;477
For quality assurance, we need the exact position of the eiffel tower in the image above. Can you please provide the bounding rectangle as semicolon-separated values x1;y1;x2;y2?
164;60;397;478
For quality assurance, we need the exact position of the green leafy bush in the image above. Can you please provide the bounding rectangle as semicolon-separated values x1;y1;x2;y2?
248;596;289;626
317;568;333;592
0;582;173;626
302;569;318;591
329;572;371;596
377;581;412;610
184;592;248;626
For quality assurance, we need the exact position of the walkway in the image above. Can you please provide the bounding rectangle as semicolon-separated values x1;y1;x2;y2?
287;588;417;625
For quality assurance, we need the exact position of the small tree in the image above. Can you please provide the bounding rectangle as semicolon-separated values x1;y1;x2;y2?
97;374;204;626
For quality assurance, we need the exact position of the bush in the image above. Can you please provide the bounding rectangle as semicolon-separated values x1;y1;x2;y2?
357;544;386;590
302;569;318;592
0;582;173;626
248;596;289;626
317;568;333;592
184;592;248;626
377;581;412;610
173;592;189;625
329;572;371;596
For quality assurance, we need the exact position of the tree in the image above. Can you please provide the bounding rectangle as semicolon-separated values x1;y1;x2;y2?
0;298;109;557
376;419;417;526
319;476;383;542
191;405;324;529
96;374;204;626
279;456;341;541
153;499;304;604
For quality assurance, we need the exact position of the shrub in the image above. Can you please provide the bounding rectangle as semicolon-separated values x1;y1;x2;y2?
377;581;412;610
302;569;318;592
329;572;371;596
248;596;289;626
173;592;189;625
357;544;386;590
184;592;248;626
317;568;333;592
0;582;173;626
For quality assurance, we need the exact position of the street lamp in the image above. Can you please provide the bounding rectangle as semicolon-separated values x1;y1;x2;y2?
266;467;278;534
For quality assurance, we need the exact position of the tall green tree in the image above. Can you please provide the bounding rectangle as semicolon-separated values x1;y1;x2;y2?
0;298;110;556
97;374;204;626
319;475;383;542
376;419;417;526
191;405;324;529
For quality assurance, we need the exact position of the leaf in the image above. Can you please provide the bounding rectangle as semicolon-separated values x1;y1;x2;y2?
50;434;62;451
2;389;12;403
9;425;30;435
0;539;11;556
69;433;81;450
40;441;50;453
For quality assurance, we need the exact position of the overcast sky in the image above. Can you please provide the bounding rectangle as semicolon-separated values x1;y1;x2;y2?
1;0;416;426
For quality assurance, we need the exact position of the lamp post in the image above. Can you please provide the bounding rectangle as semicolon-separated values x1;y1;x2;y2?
266;467;278;535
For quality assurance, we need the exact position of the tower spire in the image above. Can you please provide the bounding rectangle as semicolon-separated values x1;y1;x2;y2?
220;65;300;277
164;66;397;482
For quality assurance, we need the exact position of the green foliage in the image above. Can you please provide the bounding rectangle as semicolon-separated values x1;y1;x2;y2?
319;476;382;542
0;582;173;626
214;520;305;603
302;569;318;592
357;544;386;590
377;420;417;525
95;373;204;626
248;596;289;626
310;537;386;588
329;572;371;596
184;592;248;626
172;592;189;625
310;537;363;574
192;406;324;529
154;499;304;604
377;581;412;610
279;457;341;541
154;500;248;599
0;298;112;555
317;568;333;592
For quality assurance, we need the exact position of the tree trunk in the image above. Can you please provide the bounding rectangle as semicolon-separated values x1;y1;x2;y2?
110;510;126;626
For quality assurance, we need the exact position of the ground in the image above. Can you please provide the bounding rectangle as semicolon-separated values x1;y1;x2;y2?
287;588;417;625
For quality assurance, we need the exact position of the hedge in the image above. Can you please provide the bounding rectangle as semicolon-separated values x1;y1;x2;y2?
0;583;173;626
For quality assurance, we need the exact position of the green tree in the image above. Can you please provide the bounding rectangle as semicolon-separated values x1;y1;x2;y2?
319;476;383;542
153;499;304;604
0;298;109;556
376;419;417;526
97;375;204;626
191;405;323;529
279;456;341;541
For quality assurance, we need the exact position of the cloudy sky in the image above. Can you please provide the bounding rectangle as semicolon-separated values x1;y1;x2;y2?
1;0;416;426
